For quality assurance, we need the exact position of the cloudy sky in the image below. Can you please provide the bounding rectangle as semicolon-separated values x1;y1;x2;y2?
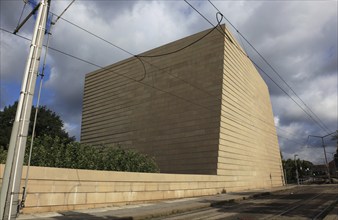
1;0;337;164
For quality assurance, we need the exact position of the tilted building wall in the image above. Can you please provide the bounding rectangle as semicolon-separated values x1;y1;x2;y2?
81;25;284;187
218;28;283;187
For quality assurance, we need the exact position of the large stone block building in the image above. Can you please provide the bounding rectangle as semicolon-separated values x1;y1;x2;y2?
81;25;284;187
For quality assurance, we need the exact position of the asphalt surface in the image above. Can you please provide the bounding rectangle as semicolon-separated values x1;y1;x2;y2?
154;185;338;220
18;184;338;220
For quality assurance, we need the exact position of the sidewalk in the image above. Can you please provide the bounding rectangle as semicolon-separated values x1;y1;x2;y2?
18;185;297;220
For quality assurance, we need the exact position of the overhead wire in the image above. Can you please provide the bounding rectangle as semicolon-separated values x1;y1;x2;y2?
52;0;75;25
136;26;218;58
207;0;332;134
191;1;332;136
45;9;219;80
1;9;307;144
0;27;218;115
22;0;272;133
20;16;54;209
15;1;28;31
41;7;232;106
189;0;327;134
2;2;314;149
14;0;331;147
14;0;77;209
183;0;233;44
184;0;331;134
0;34;296;151
1;26;312;151
39;8;283;133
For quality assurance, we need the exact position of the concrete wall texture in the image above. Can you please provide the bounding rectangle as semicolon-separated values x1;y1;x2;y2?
81;25;284;187
1;164;283;214
0;165;231;214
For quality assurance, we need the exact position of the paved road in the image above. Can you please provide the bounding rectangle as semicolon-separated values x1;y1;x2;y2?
154;185;338;220
18;185;337;220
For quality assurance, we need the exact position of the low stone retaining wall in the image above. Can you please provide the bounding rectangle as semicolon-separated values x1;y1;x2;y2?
0;165;231;213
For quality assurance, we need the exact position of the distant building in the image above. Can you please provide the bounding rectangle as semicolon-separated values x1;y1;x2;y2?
81;25;284;188
313;160;338;179
312;164;327;177
329;160;338;178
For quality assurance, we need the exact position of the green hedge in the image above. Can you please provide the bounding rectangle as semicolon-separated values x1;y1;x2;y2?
0;135;159;173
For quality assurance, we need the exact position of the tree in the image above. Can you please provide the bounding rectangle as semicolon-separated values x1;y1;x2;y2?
0;102;74;150
332;130;338;168
0;102;159;173
283;158;313;183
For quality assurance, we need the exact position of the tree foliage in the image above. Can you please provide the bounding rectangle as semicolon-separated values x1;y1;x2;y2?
332;130;338;167
0;102;159;173
0;102;74;150
0;135;159;173
282;158;313;183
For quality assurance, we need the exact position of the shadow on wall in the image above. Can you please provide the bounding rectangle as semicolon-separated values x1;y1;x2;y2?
63;169;82;209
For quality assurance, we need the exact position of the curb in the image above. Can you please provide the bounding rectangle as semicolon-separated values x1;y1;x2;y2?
210;192;271;207
18;187;295;220
132;203;211;220
131;191;273;220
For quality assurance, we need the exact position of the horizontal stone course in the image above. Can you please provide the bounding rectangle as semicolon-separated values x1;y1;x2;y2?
81;26;225;175
81;24;283;185
1;165;236;214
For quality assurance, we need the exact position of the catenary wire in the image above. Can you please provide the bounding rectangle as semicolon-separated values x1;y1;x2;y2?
24;0;286;136
52;0;75;25
48;10;223;87
188;0;330;134
20;17;54;209
3;3;328;165
15;0;338;133
15;1;27;30
0;26;305;147
36;8;286;134
2;6;314;147
187;0;331;135
0;19;308;147
207;0;332;134
25;0;141;80
1;27;313;155
2;6;311;148
2;4;320;175
14;1;75;208
136;25;218;58
53;22;280;137
0;32;308;160
46;9;219;79
184;0;330;134
0;28;216;115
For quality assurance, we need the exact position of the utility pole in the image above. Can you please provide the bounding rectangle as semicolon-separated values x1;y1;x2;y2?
294;154;300;185
283;167;287;185
0;0;49;219
308;131;337;184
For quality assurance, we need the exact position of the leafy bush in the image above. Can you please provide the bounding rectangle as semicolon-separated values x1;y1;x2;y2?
0;135;159;173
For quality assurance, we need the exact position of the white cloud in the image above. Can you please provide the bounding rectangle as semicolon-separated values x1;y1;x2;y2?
274;116;280;127
0;33;30;82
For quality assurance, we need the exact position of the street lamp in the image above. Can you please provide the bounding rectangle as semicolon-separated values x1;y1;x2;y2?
294;154;300;185
307;131;337;183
